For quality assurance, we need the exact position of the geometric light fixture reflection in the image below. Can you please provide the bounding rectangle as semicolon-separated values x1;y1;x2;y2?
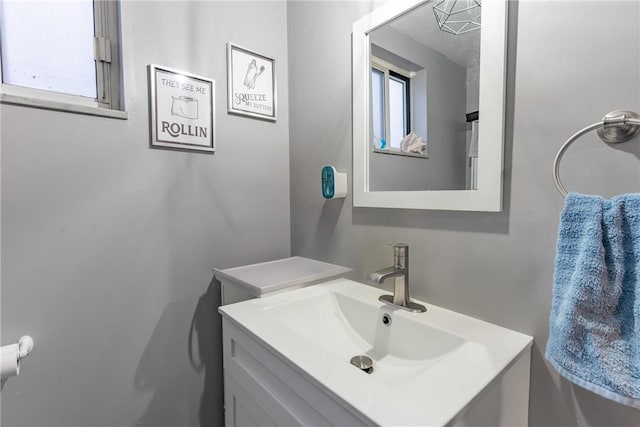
433;0;481;35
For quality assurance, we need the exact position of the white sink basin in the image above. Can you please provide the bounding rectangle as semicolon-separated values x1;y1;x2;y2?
219;279;533;426
263;288;466;387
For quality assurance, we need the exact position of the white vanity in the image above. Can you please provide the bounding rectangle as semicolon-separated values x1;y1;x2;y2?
219;279;533;426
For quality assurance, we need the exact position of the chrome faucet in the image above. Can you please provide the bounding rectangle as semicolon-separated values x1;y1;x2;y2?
367;244;426;313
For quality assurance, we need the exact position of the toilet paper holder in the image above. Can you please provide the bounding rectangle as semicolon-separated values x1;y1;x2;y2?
2;335;33;358
15;336;34;359
1;335;34;380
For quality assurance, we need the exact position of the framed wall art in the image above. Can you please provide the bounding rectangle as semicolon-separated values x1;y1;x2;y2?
148;64;215;153
227;43;276;121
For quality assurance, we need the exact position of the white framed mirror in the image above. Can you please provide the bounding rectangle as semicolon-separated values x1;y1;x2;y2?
352;0;508;211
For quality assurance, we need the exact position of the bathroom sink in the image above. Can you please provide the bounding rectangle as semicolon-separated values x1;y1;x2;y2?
219;279;533;426
262;287;466;386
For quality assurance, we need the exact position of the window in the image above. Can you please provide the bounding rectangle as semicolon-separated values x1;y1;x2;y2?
0;0;125;118
371;57;411;150
388;72;410;149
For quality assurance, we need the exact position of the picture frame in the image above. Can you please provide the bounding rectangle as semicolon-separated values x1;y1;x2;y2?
148;64;215;153
226;43;277;121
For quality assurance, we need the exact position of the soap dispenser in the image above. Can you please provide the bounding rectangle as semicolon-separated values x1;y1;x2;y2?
321;166;347;199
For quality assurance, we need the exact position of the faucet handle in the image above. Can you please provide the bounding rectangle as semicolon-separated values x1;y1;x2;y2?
385;243;408;257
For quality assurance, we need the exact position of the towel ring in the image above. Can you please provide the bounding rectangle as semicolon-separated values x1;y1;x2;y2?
553;110;640;197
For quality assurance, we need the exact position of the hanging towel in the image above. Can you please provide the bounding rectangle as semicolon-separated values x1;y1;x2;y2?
545;192;640;408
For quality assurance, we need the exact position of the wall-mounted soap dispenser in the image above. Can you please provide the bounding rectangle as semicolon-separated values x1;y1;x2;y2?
321;166;347;199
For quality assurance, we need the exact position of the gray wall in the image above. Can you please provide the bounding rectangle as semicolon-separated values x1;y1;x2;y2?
369;25;468;191
288;1;640;426
467;64;479;113
2;1;640;426
1;2;290;426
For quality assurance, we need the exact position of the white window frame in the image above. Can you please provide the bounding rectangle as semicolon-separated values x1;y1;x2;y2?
0;0;127;119
370;56;414;152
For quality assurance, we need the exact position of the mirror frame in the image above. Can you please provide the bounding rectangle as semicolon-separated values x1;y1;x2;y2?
352;0;508;211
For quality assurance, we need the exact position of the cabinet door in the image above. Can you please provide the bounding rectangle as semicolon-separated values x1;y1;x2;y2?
225;375;277;427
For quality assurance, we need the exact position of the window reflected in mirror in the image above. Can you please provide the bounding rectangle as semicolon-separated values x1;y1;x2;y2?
371;59;413;152
368;0;480;191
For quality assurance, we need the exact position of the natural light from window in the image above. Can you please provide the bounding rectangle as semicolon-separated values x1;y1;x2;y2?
0;0;97;99
388;76;407;149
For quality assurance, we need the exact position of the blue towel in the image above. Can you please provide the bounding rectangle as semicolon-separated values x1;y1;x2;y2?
546;192;640;407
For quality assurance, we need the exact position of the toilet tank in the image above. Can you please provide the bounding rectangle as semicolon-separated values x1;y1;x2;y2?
214;256;351;305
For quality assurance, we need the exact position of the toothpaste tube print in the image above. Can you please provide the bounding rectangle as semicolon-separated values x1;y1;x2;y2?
227;43;276;121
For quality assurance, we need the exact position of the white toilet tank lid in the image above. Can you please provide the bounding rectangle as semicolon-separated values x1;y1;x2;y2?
214;256;351;297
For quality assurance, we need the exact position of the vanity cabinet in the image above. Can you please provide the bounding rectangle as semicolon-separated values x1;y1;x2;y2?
221;316;531;427
222;318;370;427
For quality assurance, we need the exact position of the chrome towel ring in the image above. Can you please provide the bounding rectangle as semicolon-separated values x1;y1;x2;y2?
553;110;640;197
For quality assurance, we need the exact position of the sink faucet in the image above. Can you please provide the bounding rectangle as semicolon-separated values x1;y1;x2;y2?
367;244;426;313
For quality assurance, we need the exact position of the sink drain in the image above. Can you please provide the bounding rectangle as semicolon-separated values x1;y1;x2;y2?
350;355;373;374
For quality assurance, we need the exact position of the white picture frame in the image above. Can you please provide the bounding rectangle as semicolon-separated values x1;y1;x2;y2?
148;64;215;153
227;43;277;122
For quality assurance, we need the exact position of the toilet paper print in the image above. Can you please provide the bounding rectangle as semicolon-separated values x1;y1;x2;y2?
148;64;215;153
171;96;199;120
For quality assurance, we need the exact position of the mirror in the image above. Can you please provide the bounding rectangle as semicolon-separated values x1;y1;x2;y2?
352;0;508;211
